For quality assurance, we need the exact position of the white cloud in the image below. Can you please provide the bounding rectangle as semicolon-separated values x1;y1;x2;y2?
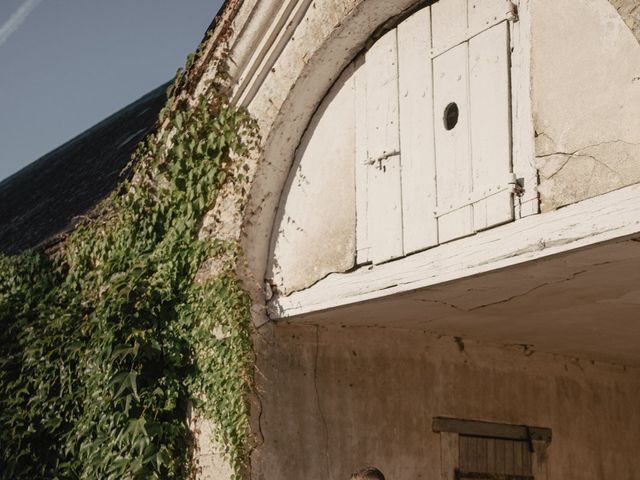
0;0;44;48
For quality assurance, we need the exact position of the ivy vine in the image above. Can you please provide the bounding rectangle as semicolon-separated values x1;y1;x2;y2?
0;60;258;478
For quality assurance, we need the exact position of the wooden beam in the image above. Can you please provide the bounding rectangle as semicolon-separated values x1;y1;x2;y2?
269;182;640;319
432;417;552;443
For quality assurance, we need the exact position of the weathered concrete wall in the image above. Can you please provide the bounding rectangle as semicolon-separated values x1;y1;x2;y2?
532;0;640;211
252;323;640;479
190;415;234;480
267;67;357;295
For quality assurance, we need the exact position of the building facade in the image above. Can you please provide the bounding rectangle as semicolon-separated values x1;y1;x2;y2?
3;0;639;478
193;0;640;478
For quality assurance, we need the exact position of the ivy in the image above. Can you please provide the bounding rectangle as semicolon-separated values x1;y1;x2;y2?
0;70;258;478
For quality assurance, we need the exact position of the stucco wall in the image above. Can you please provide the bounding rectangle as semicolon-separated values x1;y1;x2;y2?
532;0;640;211
251;323;640;479
267;67;357;295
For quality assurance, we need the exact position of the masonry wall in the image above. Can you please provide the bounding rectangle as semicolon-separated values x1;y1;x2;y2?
251;323;640;480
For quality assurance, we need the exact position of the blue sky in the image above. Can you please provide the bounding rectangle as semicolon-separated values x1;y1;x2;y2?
0;0;225;182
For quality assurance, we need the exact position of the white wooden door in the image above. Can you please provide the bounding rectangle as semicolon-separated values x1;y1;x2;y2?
352;0;516;263
432;0;514;243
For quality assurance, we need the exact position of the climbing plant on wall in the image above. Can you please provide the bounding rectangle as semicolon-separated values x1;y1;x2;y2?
0;51;258;479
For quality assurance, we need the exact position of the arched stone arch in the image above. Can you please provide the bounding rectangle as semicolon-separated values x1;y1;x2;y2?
609;0;640;42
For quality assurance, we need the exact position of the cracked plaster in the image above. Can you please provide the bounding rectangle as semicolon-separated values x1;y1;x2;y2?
252;323;640;479
532;0;640;211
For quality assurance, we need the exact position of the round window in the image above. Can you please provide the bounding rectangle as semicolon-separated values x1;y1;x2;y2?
443;102;459;131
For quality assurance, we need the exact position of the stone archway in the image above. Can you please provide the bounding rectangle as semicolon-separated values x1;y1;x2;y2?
609;0;640;41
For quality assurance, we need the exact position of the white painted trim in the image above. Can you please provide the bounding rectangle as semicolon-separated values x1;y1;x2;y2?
269;182;640;318
231;0;312;107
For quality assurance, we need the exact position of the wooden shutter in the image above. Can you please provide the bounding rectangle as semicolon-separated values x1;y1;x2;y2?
432;0;515;243
353;0;517;263
433;417;550;480
398;7;438;254
458;435;533;479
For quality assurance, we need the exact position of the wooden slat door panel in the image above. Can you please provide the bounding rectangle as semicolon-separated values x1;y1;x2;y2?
398;7;438;254
433;42;474;243
353;1;516;265
459;436;532;477
366;29;400;161
368;154;403;264
365;29;403;263
354;55;370;264
431;0;468;52
469;21;514;231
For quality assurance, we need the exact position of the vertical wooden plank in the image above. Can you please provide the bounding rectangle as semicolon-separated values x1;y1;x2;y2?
354;55;370;264
398;7;438;254
366;28;403;263
523;441;533;474
470;437;478;473
513;440;522;475
368;155;403;264
468;0;512;31
465;436;478;472
459;435;469;469
431;0;468;52
440;432;459;480
366;29;401;161
469;21;514;231
476;437;487;473
433;42;474;243
486;438;496;473
495;437;506;474
504;437;515;474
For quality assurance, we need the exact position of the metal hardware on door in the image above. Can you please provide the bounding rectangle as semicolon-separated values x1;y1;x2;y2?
364;150;400;167
434;173;521;218
430;2;519;60
506;1;519;22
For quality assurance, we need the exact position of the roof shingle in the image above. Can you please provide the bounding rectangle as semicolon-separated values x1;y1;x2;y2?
0;82;169;255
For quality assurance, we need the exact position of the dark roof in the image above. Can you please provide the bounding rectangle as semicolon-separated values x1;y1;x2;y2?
0;82;169;255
